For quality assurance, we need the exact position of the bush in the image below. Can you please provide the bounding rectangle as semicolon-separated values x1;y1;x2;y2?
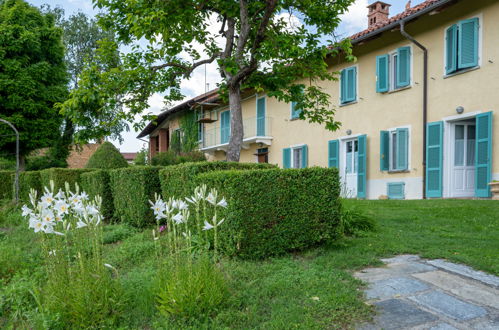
25;155;66;171
18;171;41;202
80;170;114;222
133;149;148;166
0;171;14;200
151;150;206;167
102;224;137;244
0;158;15;170
109;166;162;227
39;168;93;192
341;204;377;236
85;142;128;169
159;161;276;199
196;167;342;259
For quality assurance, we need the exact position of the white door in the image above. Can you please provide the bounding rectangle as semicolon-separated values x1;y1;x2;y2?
343;139;358;197
451;123;476;197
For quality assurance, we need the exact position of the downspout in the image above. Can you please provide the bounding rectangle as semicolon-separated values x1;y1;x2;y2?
400;20;428;199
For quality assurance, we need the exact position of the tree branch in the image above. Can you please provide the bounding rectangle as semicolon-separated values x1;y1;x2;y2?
150;52;221;77
235;0;250;66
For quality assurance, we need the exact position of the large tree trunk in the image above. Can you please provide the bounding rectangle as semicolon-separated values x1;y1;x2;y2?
226;84;244;162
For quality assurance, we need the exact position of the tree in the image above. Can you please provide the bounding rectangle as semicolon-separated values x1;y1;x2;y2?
61;0;355;161
85;141;128;169
0;0;67;169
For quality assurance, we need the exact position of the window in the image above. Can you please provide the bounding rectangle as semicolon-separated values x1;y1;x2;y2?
445;17;479;75
376;46;411;93
380;127;409;172
340;66;357;104
282;145;308;169
220;110;230;144
291;86;304;119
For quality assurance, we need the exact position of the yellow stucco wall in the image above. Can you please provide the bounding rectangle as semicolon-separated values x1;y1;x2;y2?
200;0;499;198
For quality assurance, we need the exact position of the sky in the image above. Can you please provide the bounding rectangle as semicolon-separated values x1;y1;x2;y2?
27;0;426;152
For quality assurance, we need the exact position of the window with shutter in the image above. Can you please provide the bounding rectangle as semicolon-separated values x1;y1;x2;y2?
475;112;492;198
283;148;291;169
328;140;339;168
445;17;479;75
376;55;389;93
380;131;389;171
220;110;230;144
376;46;411;93
381;127;410;172
396;47;411;88
256;97;266;136
426;121;443;198
340;67;357;104
290;86;304;119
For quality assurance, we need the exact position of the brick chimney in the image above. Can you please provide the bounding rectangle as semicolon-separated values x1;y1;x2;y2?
367;1;391;27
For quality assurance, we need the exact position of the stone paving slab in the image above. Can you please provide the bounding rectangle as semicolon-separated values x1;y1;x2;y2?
408;290;487;321
429;323;458;330
426;259;499;288
413;270;499;309
365;277;430;300
355;262;436;282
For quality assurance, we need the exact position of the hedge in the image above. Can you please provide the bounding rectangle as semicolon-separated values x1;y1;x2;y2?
80;170;114;222
19;171;42;202
39;168;94;192
196;167;342;259
0;170;14;200
159;161;276;199
85;142;128;169
109;166;162;227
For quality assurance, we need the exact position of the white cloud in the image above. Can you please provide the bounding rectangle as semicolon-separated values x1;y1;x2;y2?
274;12;303;32
338;0;368;37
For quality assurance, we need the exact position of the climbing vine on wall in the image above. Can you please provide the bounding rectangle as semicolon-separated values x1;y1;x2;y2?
171;111;199;154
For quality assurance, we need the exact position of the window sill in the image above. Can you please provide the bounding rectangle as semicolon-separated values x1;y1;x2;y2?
289;117;301;121
339;100;358;107
386;169;410;174
387;85;411;94
444;66;480;79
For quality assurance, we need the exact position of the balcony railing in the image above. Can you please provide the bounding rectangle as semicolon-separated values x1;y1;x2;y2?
201;116;273;150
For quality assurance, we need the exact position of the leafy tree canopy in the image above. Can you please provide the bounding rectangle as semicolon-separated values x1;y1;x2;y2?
85;141;128;169
0;0;67;163
61;0;355;161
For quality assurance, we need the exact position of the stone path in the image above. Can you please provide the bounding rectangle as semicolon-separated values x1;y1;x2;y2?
354;255;499;330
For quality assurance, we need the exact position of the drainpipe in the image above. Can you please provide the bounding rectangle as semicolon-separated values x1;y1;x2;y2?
400;21;428;199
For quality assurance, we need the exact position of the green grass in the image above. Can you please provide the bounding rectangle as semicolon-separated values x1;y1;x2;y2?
1;199;498;328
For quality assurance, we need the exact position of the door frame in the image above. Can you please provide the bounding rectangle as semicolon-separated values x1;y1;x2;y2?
442;111;481;198
339;134;362;198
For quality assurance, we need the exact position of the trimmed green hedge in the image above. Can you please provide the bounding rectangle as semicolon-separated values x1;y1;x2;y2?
196;167;342;259
39;168;94;192
85;142;128;169
81;170;114;222
19;171;42;202
109;166;162;227
0;170;14;200
159;161;276;199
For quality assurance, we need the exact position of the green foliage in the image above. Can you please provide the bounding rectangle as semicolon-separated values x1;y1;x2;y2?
85;142;129;169
0;170;13;200
151;150;206;166
102;224;137;244
159;161;276;199
196;168;342;259
109;166;162;227
0;0;68;158
25;155;67;171
80;170;114;221
39;168;93;192
156;255;228;320
341;203;377;236
179;112;199;153
133;148;148;165
18;171;41;202
0;272;39;326
0;158;15;170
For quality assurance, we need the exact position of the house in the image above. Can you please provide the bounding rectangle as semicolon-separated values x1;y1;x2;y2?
138;0;498;200
121;152;137;165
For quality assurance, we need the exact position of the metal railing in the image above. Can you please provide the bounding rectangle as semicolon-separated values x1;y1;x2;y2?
202;116;272;148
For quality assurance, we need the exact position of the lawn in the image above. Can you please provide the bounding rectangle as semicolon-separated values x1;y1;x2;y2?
1;199;498;328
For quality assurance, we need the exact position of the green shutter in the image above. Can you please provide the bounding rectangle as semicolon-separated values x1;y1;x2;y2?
328;140;339;168
341;67;356;104
301;145;308;168
340;69;346;104
357;135;367;199
283;148;291;169
426;121;444;198
380;131;389;171
220;110;230;144
396;128;409;170
458;18;479;69
445;24;458;74
475;112;492;198
376;55;389;93
256;97;266;136
396;46;411;88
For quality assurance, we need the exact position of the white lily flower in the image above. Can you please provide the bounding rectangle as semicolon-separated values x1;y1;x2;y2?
76;220;88;229
55;189;65;200
85;205;99;216
177;200;188;210
69;193;81;206
31;220;45;233
149;199;166;217
217;198;228;208
41;210;55;225
54;200;69;215
173;212;184;224
206;192;216;205
40;192;54;206
104;263;115;270
79;192;89;201
203;221;214;231
48;250;56;256
217;218;225;226
21;205;33;217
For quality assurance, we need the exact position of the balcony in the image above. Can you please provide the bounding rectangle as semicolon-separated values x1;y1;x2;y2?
200;116;273;153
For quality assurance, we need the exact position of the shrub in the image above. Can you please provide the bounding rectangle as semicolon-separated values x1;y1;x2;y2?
0;157;15;170
196;167;342;259
102;224;137;244
109;166;162;227
39;168;93;192
159;161;276;199
0;170;14;200
80;170;114;222
18;171;41;202
133;149;148;165
25;155;66;171
341;204;377;236
151;150;177;166
85;142;128;169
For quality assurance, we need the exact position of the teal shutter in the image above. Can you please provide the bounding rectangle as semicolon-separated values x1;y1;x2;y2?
220;111;230;144
301;145;308;168
475;112;492;198
426;121;444;198
380;131;389;171
445;24;458;74
341;67;356;104
376;55;389;93
283;148;291;169
256;97;266;136
340;69;346;104
396;128;409;170
396;46;411;88
328;140;339;168
458;18;479;69
357;135;367;199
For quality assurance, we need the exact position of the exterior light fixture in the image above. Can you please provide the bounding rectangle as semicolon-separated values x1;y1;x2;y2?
346;129;352;135
456;106;464;114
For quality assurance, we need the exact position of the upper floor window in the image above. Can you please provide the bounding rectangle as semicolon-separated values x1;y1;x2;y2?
380;127;409;172
340;66;357;105
376;46;411;93
445;17;479;75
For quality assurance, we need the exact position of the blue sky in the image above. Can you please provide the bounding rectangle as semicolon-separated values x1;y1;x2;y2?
26;0;426;152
